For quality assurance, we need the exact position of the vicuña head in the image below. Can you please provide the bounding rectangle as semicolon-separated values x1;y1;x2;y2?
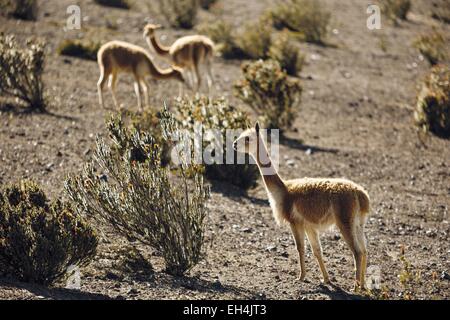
143;23;163;39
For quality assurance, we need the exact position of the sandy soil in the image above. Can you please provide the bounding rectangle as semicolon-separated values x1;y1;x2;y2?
0;0;449;300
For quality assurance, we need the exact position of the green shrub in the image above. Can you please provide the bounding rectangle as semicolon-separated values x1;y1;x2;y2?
269;0;330;44
236;18;273;59
0;181;98;285
234;59;302;131
199;0;217;9
94;0;130;9
413;30;448;66
382;0;411;22
158;0;199;29
57;39;101;61
414;65;450;139
269;32;304;76
198;21;245;59
0;35;46;111
175;95;259;190
65;111;210;276
0;0;37;20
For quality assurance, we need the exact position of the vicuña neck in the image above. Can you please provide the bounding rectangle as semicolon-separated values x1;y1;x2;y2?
254;135;286;195
145;58;177;80
149;35;170;56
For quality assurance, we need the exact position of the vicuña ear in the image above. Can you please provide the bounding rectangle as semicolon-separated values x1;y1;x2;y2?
255;121;260;134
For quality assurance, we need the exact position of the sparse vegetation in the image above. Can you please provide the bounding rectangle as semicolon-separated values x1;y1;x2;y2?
382;0;411;22
0;181;98;285
414;65;450;139
93;0;130;9
120;109;172;166
0;0;37;20
57;39;101;61
175;96;259;190
269;32;304;76
413;29;448;65
269;0;330;44
158;0;199;29
234;59;302;131
198;21;245;59
200;0;218;9
65;111;210;276
398;251;422;300
431;0;450;24
236;18;273;59
0;35;46;111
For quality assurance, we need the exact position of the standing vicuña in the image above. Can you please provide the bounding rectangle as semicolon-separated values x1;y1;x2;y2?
97;40;186;110
143;24;214;92
233;123;370;290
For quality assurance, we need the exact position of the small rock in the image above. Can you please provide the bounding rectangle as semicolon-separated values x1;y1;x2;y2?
305;148;312;155
441;271;450;281
266;245;277;252
280;251;289;258
128;288;139;295
45;163;54;172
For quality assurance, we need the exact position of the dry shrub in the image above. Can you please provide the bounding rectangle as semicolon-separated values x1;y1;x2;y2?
269;0;330;44
175;95;259;190
198;21;245;59
382;0;411;22
269;32;304;76
413;29;448;66
0;34;46;111
414;65;450;139
120;109;172;166
234;59;302;131
65;111;210;276
0;181;98;285
236;18;273;59
158;0;199;29
94;0;130;9
431;0;450;24
199;0;217;9
57;39;101;61
0;0;37;20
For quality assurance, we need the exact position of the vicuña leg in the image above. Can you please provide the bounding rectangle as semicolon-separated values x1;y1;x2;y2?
336;218;364;290
306;227;330;284
133;77;143;111
97;66;108;108
140;79;149;109
205;57;214;94
290;223;306;281
108;72;119;109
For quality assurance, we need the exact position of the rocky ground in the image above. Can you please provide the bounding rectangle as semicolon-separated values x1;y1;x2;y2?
0;0;449;299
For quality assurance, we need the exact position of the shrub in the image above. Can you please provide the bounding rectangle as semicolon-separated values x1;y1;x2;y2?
269;32;304;76
269;0;330;44
431;1;450;24
57;39;101;61
158;0;199;29
414;65;450;139
199;0;217;9
236;18;273;59
0;0;37;20
65;111;210;276
93;0;130;9
120;109;172;166
175;95;259;190
0;35;46;111
234;59;302;131
198;21;245;59
413;30;448;66
382;0;411;22
0;181;98;285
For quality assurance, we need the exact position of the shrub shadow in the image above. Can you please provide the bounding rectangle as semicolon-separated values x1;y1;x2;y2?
280;135;339;154
0;277;112;300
